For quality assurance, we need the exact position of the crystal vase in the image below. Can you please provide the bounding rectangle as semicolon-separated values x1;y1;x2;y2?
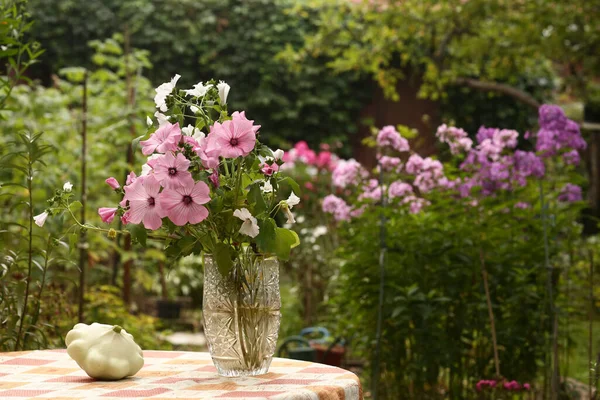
202;251;281;376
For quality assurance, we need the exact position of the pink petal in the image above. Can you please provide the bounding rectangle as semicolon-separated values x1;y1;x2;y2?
191;181;211;204
159;188;184;211
167;202;192;226
143;207;163;230
127;200;148;224
174;153;191;170
187;203;209;224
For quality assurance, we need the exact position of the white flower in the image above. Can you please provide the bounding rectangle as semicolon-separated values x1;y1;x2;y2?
262;180;273;193
154;111;170;127
146;116;153;127
217;81;230;105
280;192;300;224
190;105;200;114
273;149;284;161
312;225;328;238
154;74;180;112
181;124;200;138
141;154;161;176
233;208;260;238
184;82;211;98
287;192;300;208
63;181;73;192
33;211;49;227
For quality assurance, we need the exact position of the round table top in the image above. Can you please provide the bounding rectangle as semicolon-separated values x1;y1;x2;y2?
0;350;362;400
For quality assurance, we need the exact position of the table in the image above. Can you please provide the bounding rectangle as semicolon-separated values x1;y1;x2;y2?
0;350;362;400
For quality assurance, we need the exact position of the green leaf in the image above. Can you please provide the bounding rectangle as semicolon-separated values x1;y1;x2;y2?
248;183;267;214
128;224;147;247
69;201;83;213
68;233;78;254
255;218;277;254
279;177;300;195
178;236;197;256
274;227;300;260
214;242;234;276
131;134;146;152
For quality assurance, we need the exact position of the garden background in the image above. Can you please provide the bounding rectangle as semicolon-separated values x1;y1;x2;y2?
1;0;600;398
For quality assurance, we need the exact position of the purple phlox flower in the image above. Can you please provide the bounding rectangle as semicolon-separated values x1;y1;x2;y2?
558;183;582;202
376;125;410;152
514;150;545;179
406;154;424;174
403;195;429;214
476;126;498;144
563;149;580;166
539;104;567;130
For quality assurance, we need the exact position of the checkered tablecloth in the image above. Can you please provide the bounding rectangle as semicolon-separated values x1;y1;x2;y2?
0;350;362;399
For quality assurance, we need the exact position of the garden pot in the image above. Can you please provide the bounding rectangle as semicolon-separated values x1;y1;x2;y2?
202;251;281;377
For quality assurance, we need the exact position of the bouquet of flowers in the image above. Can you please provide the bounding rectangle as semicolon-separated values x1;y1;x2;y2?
43;75;301;376
95;75;300;274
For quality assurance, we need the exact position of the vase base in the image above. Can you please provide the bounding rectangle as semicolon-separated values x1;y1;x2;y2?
212;356;273;377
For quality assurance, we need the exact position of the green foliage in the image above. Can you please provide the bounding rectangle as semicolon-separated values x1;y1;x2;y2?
84;285;171;350
28;0;370;150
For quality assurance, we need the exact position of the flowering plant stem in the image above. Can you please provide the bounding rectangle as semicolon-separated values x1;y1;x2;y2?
479;247;501;378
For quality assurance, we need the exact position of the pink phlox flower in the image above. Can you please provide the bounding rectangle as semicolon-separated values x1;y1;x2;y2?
406;154;424;174
558;183;582;202
122;175;165;230
98;207;117;223
376;125;410;152
492;129;519;149
379;155;402;172
160;180;211;226
332;159;368;188
523;383;531;390
153;152;194;189
322;194;351;221
563;149;580;166
205;111;259;158
388;181;413;199
358;179;382;201
403;196;429;214
140;122;182;156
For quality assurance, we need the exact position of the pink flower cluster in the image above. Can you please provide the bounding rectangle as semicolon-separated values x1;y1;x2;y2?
405;154;447;193
98;112;261;229
476;379;530;392
436;124;473;155
332;159;369;188
322;194;352;221
536;105;586;160
283;141;338;171
376;126;409;152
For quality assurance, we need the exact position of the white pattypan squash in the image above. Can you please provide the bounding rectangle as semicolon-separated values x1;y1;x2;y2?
66;323;144;380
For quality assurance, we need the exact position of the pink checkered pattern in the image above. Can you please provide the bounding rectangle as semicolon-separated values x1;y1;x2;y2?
0;350;362;399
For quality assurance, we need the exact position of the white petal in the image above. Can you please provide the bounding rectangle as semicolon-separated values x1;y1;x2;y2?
33;211;49;227
217;81;230;105
233;208;253;221
63;181;73;192
154;112;170;127
190;106;199;114
262;180;273;193
184;82;210;97
239;219;260;238
182;124;195;136
287;191;300;208
273;149;284;160
146;116;153;127
284;207;296;224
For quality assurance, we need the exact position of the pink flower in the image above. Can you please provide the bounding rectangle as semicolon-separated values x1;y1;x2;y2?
388;181;413;199
322;194;351;221
122;175;165;230
261;162;279;176
105;177;120;189
316;151;333;169
206;111;259;158
405;154;424;174
140;122;182;156
98;207;117;223
332;159;368;188
376;126;410;152
523;383;531;390
379;155;402;172
153;152;194;189
209;170;220;188
193;137;220;169
160;181;211;226
126;171;137;185
305;182;314;191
